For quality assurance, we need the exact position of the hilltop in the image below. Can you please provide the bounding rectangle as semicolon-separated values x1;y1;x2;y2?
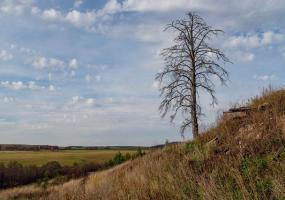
1;88;285;199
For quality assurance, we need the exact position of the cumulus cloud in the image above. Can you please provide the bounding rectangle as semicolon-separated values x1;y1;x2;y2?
152;80;159;89
69;58;79;69
48;85;56;91
253;74;278;81
280;47;285;57
39;9;97;30
65;10;96;28
2;96;15;103
32;56;65;71
85;74;92;82
85;98;95;105
0;50;13;61
262;31;284;45
0;0;34;15
95;75;101;82
224;31;284;62
237;52;255;62
0;81;45;90
9;44;16;49
70;70;76;77
30;6;40;15
226;32;284;49
39;0;120;30
70;96;95;106
97;0;122;17
74;0;83;8
121;0;191;12
41;9;62;21
48;73;52;81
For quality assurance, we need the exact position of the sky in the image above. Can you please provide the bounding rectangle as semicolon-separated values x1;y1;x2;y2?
0;0;284;146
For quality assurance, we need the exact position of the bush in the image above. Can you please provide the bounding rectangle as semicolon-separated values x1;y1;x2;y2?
0;161;102;189
240;155;268;181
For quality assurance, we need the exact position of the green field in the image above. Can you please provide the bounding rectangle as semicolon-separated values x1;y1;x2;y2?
0;150;135;166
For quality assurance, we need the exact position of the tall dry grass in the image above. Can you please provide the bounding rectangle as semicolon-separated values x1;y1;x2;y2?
1;88;285;200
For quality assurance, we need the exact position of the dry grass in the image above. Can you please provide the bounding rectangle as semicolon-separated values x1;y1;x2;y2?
2;88;285;200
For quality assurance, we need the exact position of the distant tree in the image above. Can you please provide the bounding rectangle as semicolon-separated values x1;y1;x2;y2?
165;139;169;146
156;12;231;138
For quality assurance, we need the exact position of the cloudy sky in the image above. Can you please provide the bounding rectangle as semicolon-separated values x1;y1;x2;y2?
0;0;284;146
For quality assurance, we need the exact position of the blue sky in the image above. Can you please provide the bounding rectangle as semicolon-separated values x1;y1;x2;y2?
0;0;284;146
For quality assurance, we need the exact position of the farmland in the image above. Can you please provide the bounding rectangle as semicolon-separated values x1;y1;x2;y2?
0;150;136;166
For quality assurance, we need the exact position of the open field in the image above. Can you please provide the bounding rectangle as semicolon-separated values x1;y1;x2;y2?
0;150;136;166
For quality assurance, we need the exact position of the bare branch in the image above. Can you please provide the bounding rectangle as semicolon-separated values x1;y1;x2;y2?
156;12;231;138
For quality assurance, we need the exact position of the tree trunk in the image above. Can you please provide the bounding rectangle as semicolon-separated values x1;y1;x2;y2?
191;71;199;138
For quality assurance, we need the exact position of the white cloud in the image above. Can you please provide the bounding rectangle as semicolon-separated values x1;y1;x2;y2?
0;50;13;61
32;56;65;71
2;96;15;103
71;95;81;104
65;10;96;29
226;32;284;49
39;9;97;30
97;22;171;45
70;70;76;77
262;31;284;45
27;81;44;90
227;35;260;49
70;96;96;106
241;52;255;62
48;85;55;91
39;0;120;30
152;80;159;89
48;73;52;81
86;98;95;105
41;9;62;21
121;0;192;12
69;58;79;69
0;81;45;90
281;47;285;57
85;74;92;82
0;0;34;15
97;0;122;17
10;44;16;49
253;74;278;81
74;0;83;8
31;6;40;15
19;47;34;55
95;75;101;82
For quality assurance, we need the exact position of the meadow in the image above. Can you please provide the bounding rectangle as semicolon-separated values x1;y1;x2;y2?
0;150;135;166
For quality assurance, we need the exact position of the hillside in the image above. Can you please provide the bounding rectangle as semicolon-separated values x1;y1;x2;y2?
1;88;285;199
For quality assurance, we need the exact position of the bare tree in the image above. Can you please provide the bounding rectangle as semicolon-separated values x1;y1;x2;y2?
156;12;230;138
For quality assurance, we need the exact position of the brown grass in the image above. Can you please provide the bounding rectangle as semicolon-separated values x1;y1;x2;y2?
1;88;285;200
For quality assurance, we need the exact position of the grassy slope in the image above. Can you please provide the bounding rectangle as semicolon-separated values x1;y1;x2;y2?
2;88;285;200
0;150;135;166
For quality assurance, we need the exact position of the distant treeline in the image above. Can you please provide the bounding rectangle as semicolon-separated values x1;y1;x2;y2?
0;144;59;151
0;143;180;152
0;149;145;189
61;146;150;150
0;144;152;151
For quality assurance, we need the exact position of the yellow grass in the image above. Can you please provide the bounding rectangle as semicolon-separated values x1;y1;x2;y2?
0;150;135;166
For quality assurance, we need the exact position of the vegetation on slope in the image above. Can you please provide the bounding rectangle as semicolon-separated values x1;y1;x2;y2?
0;150;144;191
2;88;285;200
